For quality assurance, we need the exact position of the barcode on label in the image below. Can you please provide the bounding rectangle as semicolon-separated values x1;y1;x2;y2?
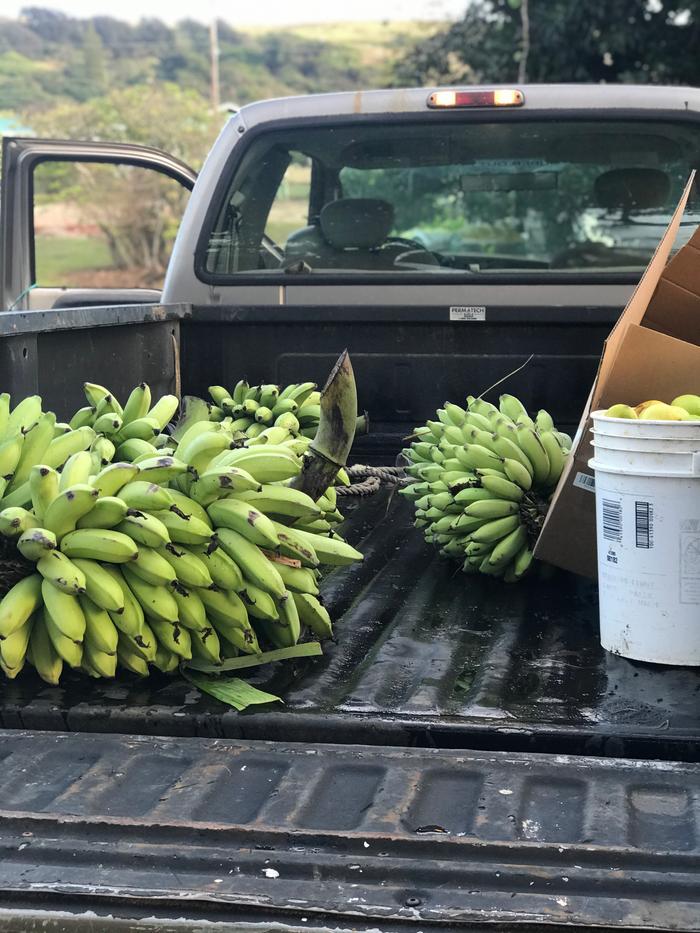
602;498;622;543
574;471;595;492
635;500;653;549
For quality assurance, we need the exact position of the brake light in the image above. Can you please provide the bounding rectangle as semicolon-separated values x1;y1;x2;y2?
427;89;524;109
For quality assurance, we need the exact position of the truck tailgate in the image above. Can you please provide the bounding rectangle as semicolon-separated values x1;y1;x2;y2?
0;728;697;930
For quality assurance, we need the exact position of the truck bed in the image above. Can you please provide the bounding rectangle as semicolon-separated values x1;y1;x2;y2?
2;491;698;762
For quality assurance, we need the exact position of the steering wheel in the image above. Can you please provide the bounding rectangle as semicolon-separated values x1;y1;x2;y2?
385;235;429;252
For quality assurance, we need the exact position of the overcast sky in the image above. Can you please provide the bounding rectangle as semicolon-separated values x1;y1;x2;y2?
3;0;466;26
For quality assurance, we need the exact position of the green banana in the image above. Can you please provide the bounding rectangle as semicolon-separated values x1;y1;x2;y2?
487;524;528;571
118;480;176;511
43;426;96;470
83;642;117;678
292;527;363;566
0;614;34;671
215;528;286;599
60;528;139;563
189;626;221;665
0;432;24;480
189;466;261;506
478;473;524;502
76;496;128;529
79;595;119;654
0;506;40;538
121;564;179;624
116;511;171;548
539;429;567;488
91;462;139;497
269;521;319;567
43;484;99;539
129;547;178;587
17;527;58;562
275;562;320;595
41;580;86;641
192;542;243;591
149;618;192;660
293;592;333;639
240;582;279;621
147;509;213;546
7;395;42;435
197;585;249;629
0;574;43;637
146;395;179;431
208;498;280;549
72;558;125;613
172;585;209;631
470;513;521;545
158;544;212;589
121;383;151;425
102;565;144;636
516;427;550;488
9;412;56;489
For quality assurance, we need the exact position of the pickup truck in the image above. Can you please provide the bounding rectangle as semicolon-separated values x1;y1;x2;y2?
0;83;699;931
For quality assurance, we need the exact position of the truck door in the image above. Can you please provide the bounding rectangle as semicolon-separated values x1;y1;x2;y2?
0;137;196;312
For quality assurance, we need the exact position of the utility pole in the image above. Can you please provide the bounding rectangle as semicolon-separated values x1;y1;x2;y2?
209;18;220;112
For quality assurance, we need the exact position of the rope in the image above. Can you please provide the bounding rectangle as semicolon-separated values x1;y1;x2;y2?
337;464;410;497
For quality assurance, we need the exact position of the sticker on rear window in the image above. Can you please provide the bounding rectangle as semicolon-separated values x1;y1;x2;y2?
450;306;485;321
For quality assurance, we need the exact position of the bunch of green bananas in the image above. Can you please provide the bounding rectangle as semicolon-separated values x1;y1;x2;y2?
0;382;362;684
208;381;322;440
400;394;573;582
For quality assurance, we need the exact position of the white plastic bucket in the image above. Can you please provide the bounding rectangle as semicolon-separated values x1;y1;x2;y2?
589;410;700;665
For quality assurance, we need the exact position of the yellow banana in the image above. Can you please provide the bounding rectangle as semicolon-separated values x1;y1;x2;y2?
82;642;117;678
101;566;144;636
116;635;150;675
35;549;85;595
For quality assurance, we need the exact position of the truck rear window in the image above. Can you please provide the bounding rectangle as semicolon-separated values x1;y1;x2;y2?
202;118;700;279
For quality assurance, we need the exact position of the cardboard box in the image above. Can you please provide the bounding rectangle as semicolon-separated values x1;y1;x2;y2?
535;172;700;578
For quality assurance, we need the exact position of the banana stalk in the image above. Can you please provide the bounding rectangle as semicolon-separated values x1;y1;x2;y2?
292;350;357;502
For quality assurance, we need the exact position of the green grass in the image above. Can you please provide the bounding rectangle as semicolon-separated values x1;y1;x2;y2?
34;234;111;285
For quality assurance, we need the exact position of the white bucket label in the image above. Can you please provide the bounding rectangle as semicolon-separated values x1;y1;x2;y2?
595;471;700;665
450;306;486;321
680;520;700;604
573;471;595;493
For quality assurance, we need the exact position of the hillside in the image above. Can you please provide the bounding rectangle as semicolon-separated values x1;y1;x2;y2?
0;9;438;119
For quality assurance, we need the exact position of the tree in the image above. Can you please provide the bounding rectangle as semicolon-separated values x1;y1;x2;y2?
394;0;700;87
27;84;221;282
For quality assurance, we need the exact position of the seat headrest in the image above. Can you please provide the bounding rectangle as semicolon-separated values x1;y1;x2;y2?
595;168;671;211
319;198;394;250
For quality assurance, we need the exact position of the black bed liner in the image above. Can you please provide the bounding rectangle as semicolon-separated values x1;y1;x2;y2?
0;491;698;762
0;728;698;930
